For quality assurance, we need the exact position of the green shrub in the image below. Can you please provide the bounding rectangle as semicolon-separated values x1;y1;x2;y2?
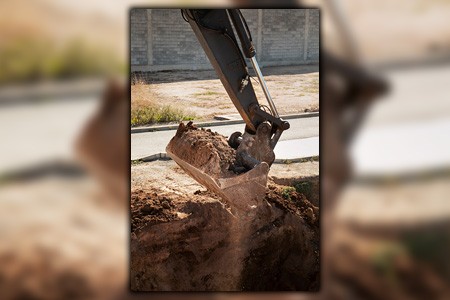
281;187;296;200
293;181;311;198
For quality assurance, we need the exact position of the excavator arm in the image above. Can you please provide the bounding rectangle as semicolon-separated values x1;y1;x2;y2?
166;9;293;204
181;9;290;168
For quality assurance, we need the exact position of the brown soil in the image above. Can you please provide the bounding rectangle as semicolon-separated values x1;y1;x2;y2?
240;184;320;291
132;122;320;291
130;179;319;291
130;183;319;236
166;121;237;178
271;175;320;208
266;184;319;224
131;189;178;233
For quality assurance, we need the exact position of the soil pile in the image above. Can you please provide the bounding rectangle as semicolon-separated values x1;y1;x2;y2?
131;190;178;233
166;121;237;178
130;183;319;291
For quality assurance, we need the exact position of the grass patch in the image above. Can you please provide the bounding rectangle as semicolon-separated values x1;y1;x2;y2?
131;159;144;166
131;105;194;127
131;77;195;127
193;91;221;97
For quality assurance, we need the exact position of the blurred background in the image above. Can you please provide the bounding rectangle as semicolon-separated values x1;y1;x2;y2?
0;0;449;299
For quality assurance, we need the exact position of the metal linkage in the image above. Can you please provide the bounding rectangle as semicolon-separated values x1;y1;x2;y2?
250;56;279;118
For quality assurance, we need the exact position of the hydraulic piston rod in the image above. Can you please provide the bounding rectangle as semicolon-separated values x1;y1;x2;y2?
249;56;279;118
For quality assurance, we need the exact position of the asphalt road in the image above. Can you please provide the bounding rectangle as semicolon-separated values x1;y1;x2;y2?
130;116;319;160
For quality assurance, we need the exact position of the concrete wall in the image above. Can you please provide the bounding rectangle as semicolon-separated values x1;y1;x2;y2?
131;9;319;72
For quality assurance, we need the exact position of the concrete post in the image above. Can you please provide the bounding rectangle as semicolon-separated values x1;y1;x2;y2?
147;9;153;66
303;9;310;62
257;9;263;63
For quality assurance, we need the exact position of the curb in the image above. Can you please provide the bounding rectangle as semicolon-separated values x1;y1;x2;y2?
131;112;319;134
132;152;319;164
133;153;171;163
274;155;319;164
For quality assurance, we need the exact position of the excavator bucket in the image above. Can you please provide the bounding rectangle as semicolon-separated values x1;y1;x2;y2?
166;122;269;211
167;148;269;210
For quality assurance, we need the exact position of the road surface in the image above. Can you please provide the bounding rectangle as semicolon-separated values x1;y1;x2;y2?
130;116;320;161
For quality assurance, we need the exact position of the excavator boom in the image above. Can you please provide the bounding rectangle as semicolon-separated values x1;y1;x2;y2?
167;9;290;203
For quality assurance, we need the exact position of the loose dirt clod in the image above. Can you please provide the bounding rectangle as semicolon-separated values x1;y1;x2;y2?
167;121;237;178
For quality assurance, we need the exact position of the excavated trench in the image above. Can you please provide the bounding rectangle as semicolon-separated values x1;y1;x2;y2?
130;122;319;291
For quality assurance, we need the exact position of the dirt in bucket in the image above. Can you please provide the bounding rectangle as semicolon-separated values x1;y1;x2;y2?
166;121;238;178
